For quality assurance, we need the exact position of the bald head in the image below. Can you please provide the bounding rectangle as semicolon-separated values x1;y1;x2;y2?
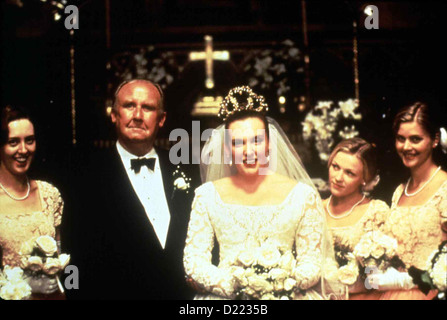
113;79;164;112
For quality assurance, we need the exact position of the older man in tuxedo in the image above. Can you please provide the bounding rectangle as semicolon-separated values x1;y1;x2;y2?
63;79;198;299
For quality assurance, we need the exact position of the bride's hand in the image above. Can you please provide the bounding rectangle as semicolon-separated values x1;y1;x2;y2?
24;273;59;295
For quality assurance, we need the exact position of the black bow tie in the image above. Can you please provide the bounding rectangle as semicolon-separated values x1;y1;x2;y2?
130;157;156;173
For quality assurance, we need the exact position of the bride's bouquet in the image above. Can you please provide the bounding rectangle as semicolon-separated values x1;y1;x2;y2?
19;236;70;292
0;266;32;300
232;242;301;300
353;231;401;272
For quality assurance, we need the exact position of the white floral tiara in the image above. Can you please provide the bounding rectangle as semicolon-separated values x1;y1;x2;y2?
218;86;269;122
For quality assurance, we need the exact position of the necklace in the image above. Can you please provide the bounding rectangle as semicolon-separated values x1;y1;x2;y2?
326;194;366;219
0;177;31;201
404;166;441;197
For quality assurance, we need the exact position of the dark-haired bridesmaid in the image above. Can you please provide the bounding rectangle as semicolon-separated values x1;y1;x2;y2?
377;102;447;300
0;105;64;299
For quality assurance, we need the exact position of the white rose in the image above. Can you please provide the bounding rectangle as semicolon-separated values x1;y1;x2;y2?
0;281;32;300
26;256;43;272
35;236;57;256
273;280;284;292
279;251;295;270
430;254;447;291
283;278;297;291
337;263;359;285
260;293;276;300
257;244;281;269
238;250;256;267
3;266;24;283
174;177;188;190
280;295;290;300
268;268;289;281
248;274;273;293
43;258;62;275
371;246;385;260
59;254;71;270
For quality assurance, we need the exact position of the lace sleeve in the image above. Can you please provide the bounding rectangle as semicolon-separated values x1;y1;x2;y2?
293;188;325;290
183;187;236;298
436;183;447;231
39;181;64;227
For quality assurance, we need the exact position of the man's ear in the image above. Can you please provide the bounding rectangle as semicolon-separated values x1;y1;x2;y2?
158;111;167;128
110;108;117;124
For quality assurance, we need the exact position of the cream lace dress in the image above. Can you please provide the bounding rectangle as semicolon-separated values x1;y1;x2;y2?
183;181;327;300
0;181;63;267
329;199;390;298
379;181;447;299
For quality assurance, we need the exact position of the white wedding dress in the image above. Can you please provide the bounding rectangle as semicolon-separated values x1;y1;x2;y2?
183;181;327;300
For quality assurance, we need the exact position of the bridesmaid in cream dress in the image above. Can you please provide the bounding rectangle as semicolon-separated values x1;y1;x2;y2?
323;138;389;300
376;102;447;300
0;105;64;299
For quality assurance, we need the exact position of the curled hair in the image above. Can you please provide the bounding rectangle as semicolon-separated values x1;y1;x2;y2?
392;102;440;139
328;137;378;183
0;105;33;146
393;101;445;166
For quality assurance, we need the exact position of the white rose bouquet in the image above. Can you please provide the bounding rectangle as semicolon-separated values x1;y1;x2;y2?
353;231;402;272
0;266;32;300
232;242;302;300
333;238;359;286
19;236;70;292
408;241;446;299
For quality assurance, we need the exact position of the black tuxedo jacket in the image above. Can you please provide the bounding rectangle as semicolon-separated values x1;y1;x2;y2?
62;145;198;300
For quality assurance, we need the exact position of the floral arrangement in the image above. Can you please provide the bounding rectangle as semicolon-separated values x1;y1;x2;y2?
19;236;70;278
333;241;359;286
231;242;302;300
409;241;446;299
172;165;192;195
243;39;303;99
353;231;401;272
302;99;362;162
0;266;32;300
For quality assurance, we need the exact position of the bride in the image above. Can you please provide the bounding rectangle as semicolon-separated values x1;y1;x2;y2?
183;86;344;300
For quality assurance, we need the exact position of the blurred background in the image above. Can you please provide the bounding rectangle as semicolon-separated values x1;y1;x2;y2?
1;0;446;202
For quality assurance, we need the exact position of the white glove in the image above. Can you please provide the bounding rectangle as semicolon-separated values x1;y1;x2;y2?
367;267;415;291
24;273;59;295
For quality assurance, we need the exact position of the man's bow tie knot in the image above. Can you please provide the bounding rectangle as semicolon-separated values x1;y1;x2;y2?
131;157;156;173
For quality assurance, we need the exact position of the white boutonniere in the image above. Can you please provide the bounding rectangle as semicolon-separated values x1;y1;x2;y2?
173;166;191;194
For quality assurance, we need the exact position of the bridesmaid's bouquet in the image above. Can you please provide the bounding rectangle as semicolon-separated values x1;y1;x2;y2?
333;241;359;286
232;242;301;300
0;266;32;300
409;241;447;299
19;236;70;292
353;231;401;272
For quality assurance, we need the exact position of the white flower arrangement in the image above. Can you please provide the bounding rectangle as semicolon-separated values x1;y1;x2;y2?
173;166;192;194
353;231;398;271
302;99;362;162
19;236;70;277
333;238;359;286
232;242;302;300
0;266;32;300
408;241;446;298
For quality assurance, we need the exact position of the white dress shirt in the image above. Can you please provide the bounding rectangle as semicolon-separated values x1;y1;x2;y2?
116;142;171;249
